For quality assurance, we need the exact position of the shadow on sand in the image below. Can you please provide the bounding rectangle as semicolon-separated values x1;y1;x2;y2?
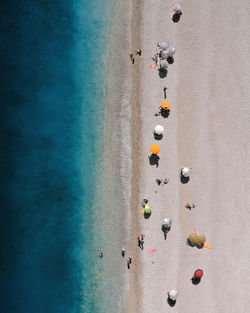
149;154;160;167
172;13;181;23
167;56;174;64
167;298;176;307
180;174;189;184
144;212;151;219
154;133;163;140
161;108;170;118
187;238;204;249
191;277;201;285
162;225;171;240
159;68;168;78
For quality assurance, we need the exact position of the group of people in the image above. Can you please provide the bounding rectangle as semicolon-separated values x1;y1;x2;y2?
129;48;144;64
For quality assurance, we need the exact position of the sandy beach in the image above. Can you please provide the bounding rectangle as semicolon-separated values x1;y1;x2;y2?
126;0;250;312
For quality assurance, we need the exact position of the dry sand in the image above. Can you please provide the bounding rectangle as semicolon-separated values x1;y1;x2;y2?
127;0;250;312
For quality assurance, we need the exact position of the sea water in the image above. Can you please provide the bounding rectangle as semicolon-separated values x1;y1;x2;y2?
0;1;115;312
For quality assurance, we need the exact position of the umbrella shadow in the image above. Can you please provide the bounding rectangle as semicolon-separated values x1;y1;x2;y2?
159;68;168;78
167;56;174;64
148;154;160;167
144;212;151;219
172;13;181;23
167;298;176;307
191;277;201;285
161;108;170;118
162;225;171;240
154;133;163;140
186;238;204;249
180;174;190;184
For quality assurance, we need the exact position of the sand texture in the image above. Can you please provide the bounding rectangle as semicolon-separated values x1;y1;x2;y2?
127;0;250;312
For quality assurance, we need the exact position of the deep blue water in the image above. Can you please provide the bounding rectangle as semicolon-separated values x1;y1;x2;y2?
0;1;111;312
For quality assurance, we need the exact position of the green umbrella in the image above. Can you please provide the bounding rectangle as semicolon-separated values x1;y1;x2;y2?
144;203;152;213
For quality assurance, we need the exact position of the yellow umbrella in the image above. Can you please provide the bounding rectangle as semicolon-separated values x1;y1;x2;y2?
197;235;206;245
151;144;160;155
161;101;171;110
188;232;197;245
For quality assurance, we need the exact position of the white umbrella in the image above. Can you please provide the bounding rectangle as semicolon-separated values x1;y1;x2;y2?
159;42;169;50
172;4;182;13
167;47;176;57
181;167;190;177
168;290;178;301
163;218;172;228
160;50;168;59
160;60;168;69
154;125;164;135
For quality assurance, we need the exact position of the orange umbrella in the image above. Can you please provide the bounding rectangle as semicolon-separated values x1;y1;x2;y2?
161;101;171;110
151;144;160;155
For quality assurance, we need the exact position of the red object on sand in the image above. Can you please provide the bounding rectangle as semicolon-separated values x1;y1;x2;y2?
148;248;157;254
194;269;203;279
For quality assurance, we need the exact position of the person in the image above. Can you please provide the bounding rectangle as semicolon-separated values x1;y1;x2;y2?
127;258;130;269
185;203;191;209
99;252;103;258
121;248;125;257
128;256;132;264
136;49;142;56
138;236;141;247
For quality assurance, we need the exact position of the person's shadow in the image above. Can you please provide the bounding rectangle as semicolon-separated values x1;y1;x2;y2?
149;154;160;167
159;68;168;78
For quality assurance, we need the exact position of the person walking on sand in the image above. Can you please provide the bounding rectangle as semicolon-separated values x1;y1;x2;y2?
127;256;132;269
121;248;125;257
138;236;141;247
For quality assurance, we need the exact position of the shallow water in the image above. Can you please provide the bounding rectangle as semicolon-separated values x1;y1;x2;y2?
0;1;114;312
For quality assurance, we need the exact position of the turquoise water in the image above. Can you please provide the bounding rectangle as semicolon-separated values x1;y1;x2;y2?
0;1;114;312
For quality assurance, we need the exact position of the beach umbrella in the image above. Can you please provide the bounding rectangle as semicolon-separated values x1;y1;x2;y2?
188;232;197;245
167;47;176;57
154;125;164;135
163;218;172;228
172;4;182;13
197;234;206;245
161;101;171;110
144;203;152;214
194;269;204;279
160;50;168;59
168;290;178;301
181;167;190;177
159;42;168;50
160;60;168;69
151;144;160;155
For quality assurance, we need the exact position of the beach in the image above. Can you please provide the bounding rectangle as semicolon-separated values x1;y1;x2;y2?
125;0;250;312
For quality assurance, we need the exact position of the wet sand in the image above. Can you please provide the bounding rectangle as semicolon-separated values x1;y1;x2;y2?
127;0;250;312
